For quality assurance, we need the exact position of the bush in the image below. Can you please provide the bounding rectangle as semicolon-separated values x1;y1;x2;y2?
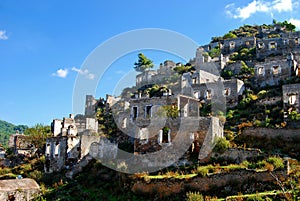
267;157;284;170
28;170;43;181
288;111;300;121
196;166;209;177
213;137;230;153
246;195;264;201
257;90;267;98
186;191;204;201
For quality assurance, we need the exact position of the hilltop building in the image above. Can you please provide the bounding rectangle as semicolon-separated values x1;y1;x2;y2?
8;131;35;156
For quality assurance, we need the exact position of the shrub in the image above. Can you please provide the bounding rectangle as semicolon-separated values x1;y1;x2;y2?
257;90;267;98
186;191;204;201
246;195;264;201
208;47;221;58
213;137;230;153
196;166;209;177
288;111;300;121
241;160;250;168
267;157;284;170
28;170;43;181
221;69;234;79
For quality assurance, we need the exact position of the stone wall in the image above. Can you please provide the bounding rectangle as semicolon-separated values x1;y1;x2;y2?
221;36;256;55
190;78;244;106
131;169;287;198
253;57;292;87
242;127;300;140
85;95;98;117
211;148;264;164
238;127;300;159
45;137;67;173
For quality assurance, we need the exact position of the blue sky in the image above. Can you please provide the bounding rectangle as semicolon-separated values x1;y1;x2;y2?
0;0;300;126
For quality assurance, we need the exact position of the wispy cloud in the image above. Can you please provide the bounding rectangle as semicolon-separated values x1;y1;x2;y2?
71;67;95;80
289;18;300;30
51;67;95;79
0;30;8;40
225;0;295;20
52;68;68;78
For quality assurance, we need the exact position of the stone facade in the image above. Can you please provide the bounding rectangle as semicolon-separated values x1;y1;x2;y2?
221;36;256;55
282;83;300;127
136;61;180;88
85;95;98;117
8;131;35;156
45;114;80;173
119;92;224;161
45;96;103;174
188;78;244;106
253;55;296;87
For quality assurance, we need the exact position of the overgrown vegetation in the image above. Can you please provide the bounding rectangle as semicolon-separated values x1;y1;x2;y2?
211;20;296;42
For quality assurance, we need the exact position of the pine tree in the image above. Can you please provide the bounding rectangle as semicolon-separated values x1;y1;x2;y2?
133;53;154;72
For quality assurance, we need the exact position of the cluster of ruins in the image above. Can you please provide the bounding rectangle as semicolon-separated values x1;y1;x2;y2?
45;24;300;174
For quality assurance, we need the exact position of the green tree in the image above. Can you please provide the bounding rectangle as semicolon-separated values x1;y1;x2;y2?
173;63;195;75
133;53;154;72
96;98;118;138
281;20;296;32
208;46;221;58
24;124;51;149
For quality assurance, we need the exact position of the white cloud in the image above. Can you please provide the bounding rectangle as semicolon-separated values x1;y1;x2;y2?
71;67;95;80
226;0;295;20
272;0;293;12
52;68;68;78
0;30;8;40
289;18;300;30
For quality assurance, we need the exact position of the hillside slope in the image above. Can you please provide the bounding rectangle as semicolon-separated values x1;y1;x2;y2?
0;120;28;147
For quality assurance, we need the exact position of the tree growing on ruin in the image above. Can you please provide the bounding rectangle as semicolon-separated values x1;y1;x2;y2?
24;124;51;149
133;53;154;72
173;63;195;75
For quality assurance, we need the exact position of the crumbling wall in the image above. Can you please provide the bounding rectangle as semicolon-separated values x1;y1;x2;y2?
253;57;292;87
131;169;287;198
211;148;264;164
282;83;300;123
238;127;300;159
44;137;67;173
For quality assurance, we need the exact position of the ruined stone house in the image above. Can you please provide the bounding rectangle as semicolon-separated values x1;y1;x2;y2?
45;96;114;174
8;131;35;156
107;88;223;165
194;27;300;88
253;54;297;87
136;60;180;88
45;114;80;173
